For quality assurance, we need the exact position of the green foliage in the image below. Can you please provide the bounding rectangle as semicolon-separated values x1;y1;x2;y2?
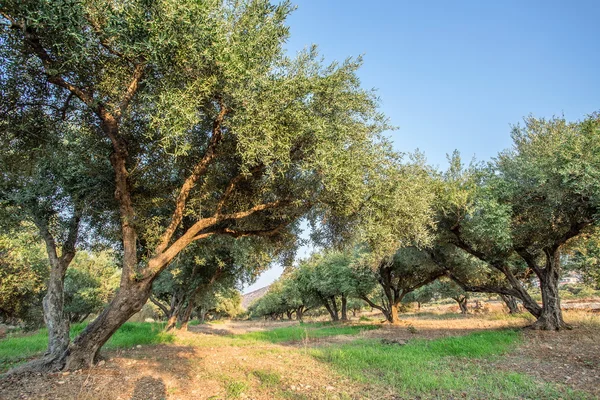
213;287;243;319
564;228;600;288
64;251;120;322
225;380;249;399
353;246;446;320
0;226;48;326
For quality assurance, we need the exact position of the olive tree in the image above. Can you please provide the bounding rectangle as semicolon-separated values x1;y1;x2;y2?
438;114;600;330
354;247;446;323
0;0;398;369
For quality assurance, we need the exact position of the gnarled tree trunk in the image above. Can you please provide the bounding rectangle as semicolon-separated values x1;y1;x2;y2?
42;263;70;365
500;294;520;314
531;251;568;330
453;296;468;314
340;294;348;321
388;302;400;324
64;280;153;370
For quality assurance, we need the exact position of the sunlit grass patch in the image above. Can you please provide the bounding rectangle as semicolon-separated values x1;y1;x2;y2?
312;330;589;399
252;369;281;388
234;323;379;343
224;380;249;399
0;322;173;372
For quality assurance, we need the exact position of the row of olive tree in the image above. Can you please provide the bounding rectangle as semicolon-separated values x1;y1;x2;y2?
1;0;598;375
251;113;600;329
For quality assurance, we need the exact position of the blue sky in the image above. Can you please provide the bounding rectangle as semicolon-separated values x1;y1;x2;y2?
243;0;600;293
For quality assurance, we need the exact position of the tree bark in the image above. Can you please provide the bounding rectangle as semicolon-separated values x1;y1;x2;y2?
500;294;520;314
330;296;339;321
64;281;152;370
165;300;183;331
41;259;71;366
322;297;338;321
20;208;81;372
454;296;468;314
530;251;569;330
340;295;348;321
179;299;195;331
388;303;400;324
296;306;304;321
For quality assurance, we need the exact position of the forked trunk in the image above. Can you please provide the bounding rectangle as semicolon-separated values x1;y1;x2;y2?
179;300;195;331
455;296;468;314
64;281;152;370
330;297;339;321
340;295;348;321
322;299;338;321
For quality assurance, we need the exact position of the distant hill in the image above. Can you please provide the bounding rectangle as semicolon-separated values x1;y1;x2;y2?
241;286;270;310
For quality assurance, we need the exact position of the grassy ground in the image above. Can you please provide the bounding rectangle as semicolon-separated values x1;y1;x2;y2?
0;322;173;372
234;323;379;343
311;330;585;399
1;310;598;399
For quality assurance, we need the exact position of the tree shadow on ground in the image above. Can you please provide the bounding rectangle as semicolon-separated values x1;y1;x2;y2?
130;375;166;400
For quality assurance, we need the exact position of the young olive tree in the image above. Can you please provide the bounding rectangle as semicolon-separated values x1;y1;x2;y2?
354;247;446;323
1;0;397;369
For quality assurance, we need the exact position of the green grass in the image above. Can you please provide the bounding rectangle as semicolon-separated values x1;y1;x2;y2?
0;322;174;372
234;323;379;343
225;380;248;399
252;369;281;388
311;330;589;399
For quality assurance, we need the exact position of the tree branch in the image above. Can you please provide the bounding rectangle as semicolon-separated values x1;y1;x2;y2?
116;63;145;119
58;204;83;267
215;163;265;214
156;101;228;254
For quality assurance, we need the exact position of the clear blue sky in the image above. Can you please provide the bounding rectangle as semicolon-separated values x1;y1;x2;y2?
243;0;600;293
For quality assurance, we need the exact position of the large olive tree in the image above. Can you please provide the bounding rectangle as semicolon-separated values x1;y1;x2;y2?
0;0;404;370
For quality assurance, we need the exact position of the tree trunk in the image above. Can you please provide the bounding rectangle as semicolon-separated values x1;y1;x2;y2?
322;299;338;321
340;295;348;321
40;260;70;368
455;297;468;314
149;295;170;321
63;281;152;370
296;307;304;321
286;310;293;320
330;297;339;321
179;299;195;331
531;251;569;330
388;303;400;324
500;294;520;314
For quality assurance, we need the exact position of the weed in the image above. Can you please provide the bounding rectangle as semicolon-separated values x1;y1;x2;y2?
225;380;248;399
253;369;281;388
